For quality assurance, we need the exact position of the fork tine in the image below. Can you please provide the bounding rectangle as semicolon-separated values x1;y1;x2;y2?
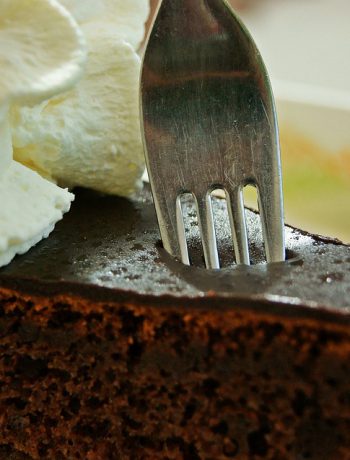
257;179;285;263
226;188;250;265
176;196;190;265
153;193;189;264
195;193;220;269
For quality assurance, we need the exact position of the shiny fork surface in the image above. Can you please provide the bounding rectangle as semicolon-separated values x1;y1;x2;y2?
140;0;285;268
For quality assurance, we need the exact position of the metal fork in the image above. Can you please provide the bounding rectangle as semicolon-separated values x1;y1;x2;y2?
140;0;285;268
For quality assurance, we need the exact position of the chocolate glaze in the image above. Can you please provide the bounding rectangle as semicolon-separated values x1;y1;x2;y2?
0;186;349;321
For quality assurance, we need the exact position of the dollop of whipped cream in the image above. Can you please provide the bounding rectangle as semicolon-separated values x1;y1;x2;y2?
0;0;86;267
12;0;150;197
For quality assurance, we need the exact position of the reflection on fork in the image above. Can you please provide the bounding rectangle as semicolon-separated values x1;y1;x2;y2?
141;0;285;268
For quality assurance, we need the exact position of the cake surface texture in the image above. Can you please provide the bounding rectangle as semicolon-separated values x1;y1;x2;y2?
0;188;349;460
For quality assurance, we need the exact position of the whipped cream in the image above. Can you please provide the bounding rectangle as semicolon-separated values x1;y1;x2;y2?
59;0;149;48
0;161;74;267
0;104;11;178
0;0;86;267
0;0;86;106
12;0;150;196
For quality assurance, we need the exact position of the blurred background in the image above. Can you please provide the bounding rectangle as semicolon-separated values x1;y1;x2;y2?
146;0;350;242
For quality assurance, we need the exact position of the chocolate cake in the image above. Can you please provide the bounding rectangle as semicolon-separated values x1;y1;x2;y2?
0;187;349;460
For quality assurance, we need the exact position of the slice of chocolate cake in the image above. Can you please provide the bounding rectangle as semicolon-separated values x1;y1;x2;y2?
0;187;349;460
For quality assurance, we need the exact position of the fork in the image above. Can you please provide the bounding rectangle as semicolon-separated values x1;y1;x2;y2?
140;0;285;268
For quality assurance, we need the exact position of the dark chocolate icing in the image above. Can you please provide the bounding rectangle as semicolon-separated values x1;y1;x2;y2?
0;187;349;321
